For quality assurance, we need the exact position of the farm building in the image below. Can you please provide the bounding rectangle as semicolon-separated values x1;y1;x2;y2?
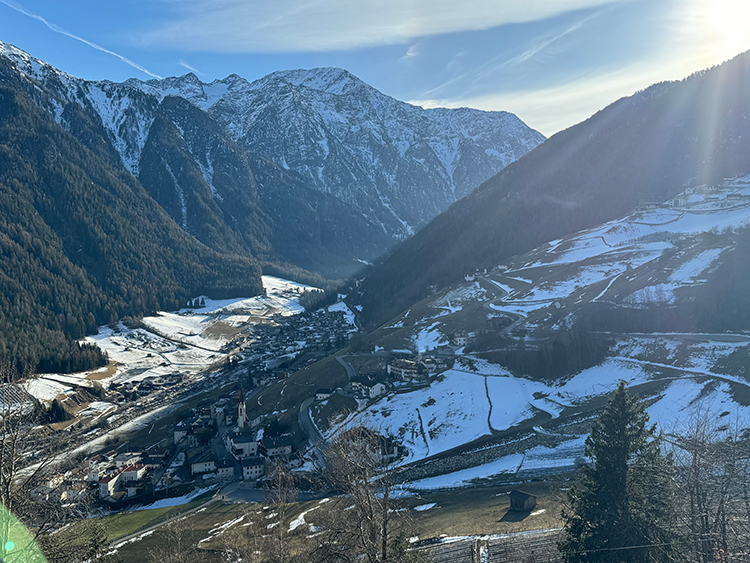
509;490;537;512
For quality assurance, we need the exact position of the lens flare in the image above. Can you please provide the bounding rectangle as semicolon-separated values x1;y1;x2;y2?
0;504;46;562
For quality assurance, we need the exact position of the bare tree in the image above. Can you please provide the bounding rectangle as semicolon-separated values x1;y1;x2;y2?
219;462;309;563
264;461;299;563
311;426;425;563
669;407;750;562
0;361;112;562
146;519;201;563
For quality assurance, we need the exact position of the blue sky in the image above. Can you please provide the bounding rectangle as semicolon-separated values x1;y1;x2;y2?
1;0;749;135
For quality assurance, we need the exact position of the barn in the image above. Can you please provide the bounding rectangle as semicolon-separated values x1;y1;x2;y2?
509;490;537;512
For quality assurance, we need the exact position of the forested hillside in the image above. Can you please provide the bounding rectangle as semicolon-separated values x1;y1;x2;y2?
359;51;750;327
0;56;262;372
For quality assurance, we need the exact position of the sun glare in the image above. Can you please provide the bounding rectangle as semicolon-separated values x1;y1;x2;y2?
704;0;750;60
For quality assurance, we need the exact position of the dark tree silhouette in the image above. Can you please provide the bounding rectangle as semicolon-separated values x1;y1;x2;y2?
559;381;678;562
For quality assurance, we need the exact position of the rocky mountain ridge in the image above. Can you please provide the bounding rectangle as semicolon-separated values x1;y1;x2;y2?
358;50;750;324
0;41;544;276
133;67;544;236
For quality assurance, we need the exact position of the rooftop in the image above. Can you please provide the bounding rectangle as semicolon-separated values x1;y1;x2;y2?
241;456;265;467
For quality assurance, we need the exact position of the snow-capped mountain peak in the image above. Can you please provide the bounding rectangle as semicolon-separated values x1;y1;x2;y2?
0;41;74;83
0;41;545;276
115;65;546;237
260;67;364;96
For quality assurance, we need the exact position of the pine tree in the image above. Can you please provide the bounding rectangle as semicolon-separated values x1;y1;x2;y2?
559;381;679;563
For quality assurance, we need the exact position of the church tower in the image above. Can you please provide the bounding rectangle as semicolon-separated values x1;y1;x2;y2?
238;389;247;430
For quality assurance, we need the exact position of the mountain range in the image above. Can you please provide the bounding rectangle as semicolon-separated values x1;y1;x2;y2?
358;51;750;327
0;41;543;278
0;40;542;370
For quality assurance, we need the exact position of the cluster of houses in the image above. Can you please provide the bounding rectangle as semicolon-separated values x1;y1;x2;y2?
172;392;299;485
32;391;303;506
94;448;172;502
636;186;750;212
237;306;355;376
108;374;182;402
28;446;174;506
386;355;451;381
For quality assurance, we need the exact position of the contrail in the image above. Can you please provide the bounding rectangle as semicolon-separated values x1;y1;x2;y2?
0;0;162;79
178;60;203;76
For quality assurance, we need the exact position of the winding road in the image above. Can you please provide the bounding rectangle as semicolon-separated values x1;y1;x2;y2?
336;355;356;381
298;396;326;466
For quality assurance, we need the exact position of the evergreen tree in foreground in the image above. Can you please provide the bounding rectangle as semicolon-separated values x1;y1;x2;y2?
559;381;679;562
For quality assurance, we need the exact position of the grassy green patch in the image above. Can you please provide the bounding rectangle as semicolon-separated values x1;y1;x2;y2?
407;482;566;539
103;492;215;542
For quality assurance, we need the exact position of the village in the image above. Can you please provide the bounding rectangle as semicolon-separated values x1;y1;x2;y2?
19;294;474;515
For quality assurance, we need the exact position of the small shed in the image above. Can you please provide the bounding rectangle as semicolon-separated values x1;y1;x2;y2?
509;490;537;512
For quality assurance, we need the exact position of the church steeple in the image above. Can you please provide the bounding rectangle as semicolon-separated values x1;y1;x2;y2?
238;388;247;429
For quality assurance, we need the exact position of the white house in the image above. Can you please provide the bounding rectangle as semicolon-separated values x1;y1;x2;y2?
188;448;217;475
114;452;142;469
99;473;121;498
369;383;386;399
216;458;235;481
387;359;419;380
120;464;147;482
226;429;258;459
260;436;293;458
452;332;469;347
241;456;265;480
315;388;333;400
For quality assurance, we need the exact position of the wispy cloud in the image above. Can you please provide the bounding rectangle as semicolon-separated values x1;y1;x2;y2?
0;0;161;78
400;43;421;61
410;51;715;136
140;0;623;53
410;8;603;102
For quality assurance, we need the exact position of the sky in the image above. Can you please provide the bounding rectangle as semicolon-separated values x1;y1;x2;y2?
1;0;750;136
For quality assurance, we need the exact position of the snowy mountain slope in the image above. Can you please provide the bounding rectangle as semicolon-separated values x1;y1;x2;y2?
0;40;544;276
0;42;158;175
373;175;750;351
329;176;750;481
132;67;545;238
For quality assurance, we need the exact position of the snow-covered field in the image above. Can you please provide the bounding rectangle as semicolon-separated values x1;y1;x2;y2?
133;486;215;512
22;378;70;402
22;276;315;403
336;357;651;465
141;276;317;351
327;300;358;332
409;455;525;490
413;322;447;353
338;333;750;485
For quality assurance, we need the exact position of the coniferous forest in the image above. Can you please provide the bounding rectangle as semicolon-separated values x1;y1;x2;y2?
0;56;263;372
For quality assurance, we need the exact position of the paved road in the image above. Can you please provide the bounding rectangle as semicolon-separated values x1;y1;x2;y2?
336;355;356;381
298;396;326;466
